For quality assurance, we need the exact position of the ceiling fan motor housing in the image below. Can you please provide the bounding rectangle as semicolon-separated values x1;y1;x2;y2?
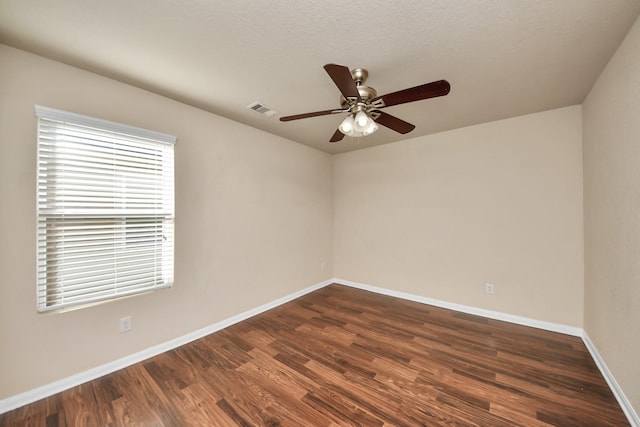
340;86;378;109
340;69;377;109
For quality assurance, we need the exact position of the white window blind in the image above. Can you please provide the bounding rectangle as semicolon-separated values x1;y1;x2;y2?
35;105;175;312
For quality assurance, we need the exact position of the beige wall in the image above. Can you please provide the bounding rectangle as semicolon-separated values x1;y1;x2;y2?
583;15;640;413
334;106;585;326
0;44;334;400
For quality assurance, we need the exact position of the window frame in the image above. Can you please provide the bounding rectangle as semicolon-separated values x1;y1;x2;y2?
35;105;176;312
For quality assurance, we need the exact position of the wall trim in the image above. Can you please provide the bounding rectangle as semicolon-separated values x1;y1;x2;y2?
0;279;333;415
332;278;583;336
582;332;639;427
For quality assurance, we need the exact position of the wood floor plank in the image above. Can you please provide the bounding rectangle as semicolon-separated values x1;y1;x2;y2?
0;284;631;426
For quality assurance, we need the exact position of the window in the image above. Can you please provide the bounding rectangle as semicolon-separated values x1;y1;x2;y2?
35;105;175;312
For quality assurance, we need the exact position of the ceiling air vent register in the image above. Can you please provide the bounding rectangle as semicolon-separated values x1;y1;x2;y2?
247;102;277;117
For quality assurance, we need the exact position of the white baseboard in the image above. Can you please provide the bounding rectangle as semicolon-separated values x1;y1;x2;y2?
332;278;583;336
0;278;333;415
582;332;639;427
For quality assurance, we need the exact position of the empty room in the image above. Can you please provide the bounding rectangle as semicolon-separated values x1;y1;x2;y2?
1;1;639;425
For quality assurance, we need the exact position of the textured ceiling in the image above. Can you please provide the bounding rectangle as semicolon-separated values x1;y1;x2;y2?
1;0;639;154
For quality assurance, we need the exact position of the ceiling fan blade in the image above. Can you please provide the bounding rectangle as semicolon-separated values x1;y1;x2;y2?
324;64;361;101
372;80;450;108
279;109;344;122
372;111;415;134
329;129;345;143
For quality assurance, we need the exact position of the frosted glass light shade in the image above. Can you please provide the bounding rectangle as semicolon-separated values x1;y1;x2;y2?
354;110;369;131
363;120;379;135
339;115;355;134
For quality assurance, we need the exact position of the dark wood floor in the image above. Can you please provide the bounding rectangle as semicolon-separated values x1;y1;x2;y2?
1;284;629;426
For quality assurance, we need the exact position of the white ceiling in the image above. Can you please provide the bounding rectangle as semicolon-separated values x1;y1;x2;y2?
1;1;639;154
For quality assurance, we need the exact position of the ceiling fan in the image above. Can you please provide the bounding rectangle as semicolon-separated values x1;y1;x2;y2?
280;64;450;143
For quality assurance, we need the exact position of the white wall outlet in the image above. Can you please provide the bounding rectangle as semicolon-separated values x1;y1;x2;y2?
320;261;325;271
119;315;132;333
485;283;495;295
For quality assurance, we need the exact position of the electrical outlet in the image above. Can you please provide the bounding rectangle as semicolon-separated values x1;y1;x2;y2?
320;261;325;271
485;283;494;295
119;316;132;333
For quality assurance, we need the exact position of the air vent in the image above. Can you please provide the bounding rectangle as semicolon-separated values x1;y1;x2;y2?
247;101;277;117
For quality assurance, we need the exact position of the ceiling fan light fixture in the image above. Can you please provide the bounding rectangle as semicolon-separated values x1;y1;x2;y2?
340;111;379;137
